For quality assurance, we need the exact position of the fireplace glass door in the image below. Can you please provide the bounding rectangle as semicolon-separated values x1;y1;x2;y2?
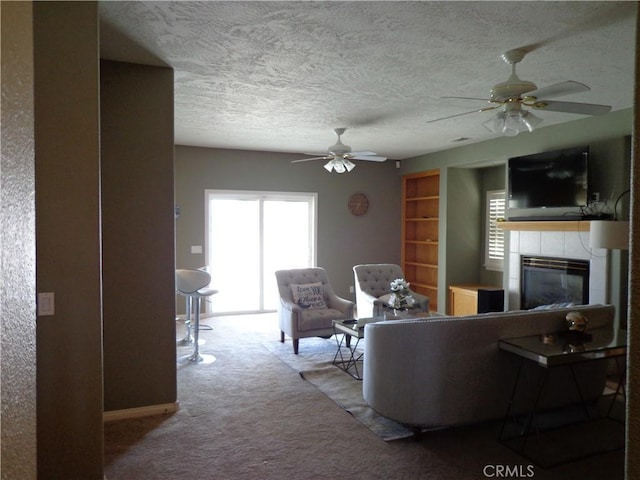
520;256;589;310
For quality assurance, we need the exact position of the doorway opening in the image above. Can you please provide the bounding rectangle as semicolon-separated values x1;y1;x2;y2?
205;190;317;315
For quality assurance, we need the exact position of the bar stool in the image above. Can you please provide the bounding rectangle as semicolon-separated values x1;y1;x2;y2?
177;292;195;346
176;269;218;364
177;266;213;345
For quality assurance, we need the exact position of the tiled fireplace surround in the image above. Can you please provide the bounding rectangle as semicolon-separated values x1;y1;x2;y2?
507;228;607;310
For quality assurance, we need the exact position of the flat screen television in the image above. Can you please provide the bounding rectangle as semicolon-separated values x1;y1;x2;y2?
508;146;589;209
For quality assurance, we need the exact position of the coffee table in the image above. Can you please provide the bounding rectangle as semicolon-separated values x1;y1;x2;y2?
499;327;626;467
332;317;381;380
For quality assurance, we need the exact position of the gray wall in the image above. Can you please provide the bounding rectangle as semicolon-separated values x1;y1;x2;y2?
27;6;177;478
441;165;504;314
444;167;482;313
175;146;402;301
1;2;37;478
34;3;104;478
101;60;177;412
400;109;632;311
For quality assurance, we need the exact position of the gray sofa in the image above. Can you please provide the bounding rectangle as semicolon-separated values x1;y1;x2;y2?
363;304;615;429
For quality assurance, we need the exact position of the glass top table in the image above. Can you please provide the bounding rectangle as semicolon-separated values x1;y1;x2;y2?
332;317;382;339
499;327;627;467
332;318;382;379
332;314;436;379
499;327;627;367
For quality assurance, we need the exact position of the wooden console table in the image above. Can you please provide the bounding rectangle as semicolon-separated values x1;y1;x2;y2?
449;284;504;316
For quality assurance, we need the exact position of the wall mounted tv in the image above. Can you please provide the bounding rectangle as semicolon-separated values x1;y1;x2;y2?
508;146;589;209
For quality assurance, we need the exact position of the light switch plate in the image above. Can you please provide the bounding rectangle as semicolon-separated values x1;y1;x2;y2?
38;292;55;316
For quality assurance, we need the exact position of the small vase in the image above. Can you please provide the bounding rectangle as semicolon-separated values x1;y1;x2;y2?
393;308;411;319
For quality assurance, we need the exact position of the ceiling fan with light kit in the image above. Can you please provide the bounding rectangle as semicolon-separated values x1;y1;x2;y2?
427;49;612;136
291;128;387;173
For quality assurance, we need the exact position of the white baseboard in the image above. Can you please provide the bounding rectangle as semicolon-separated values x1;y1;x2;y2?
103;401;179;422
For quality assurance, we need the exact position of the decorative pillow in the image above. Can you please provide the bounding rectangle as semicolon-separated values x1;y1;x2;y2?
290;282;327;309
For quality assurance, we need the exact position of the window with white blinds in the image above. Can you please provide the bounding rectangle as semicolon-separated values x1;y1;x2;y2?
485;190;506;271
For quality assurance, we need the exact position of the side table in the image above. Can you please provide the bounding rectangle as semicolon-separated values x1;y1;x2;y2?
332;318;380;380
498;327;626;467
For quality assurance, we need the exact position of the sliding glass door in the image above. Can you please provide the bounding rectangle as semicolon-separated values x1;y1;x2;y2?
205;190;317;314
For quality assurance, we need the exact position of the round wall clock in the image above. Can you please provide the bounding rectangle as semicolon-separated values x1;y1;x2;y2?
348;193;369;216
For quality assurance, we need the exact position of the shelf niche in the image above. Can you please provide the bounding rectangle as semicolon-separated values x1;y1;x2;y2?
402;169;440;312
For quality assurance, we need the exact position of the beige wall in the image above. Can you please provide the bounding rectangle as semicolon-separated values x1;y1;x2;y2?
34;2;104;478
0;2;37;478
101;60;177;411
175;146;403;301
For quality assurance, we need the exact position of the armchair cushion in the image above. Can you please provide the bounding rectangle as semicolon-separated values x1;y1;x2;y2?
299;308;348;331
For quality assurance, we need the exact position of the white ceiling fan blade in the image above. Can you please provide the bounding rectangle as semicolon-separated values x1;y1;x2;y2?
533;100;611;115
426;105;500;124
442;96;493;102
291;156;331;164
351;154;387;162
526;81;590;100
296;129;383;169
350;151;377;156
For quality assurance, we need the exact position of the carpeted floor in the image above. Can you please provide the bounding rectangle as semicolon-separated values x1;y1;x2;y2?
262;329;415;441
104;313;625;480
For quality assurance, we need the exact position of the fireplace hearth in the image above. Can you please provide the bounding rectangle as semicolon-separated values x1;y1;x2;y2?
520;256;590;310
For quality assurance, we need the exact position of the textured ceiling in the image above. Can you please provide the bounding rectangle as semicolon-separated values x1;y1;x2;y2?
99;1;637;160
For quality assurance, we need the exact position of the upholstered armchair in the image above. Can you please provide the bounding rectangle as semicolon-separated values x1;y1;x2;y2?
275;267;355;354
353;263;429;318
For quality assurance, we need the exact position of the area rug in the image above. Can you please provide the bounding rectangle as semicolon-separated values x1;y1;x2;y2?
263;336;415;441
299;367;415;441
